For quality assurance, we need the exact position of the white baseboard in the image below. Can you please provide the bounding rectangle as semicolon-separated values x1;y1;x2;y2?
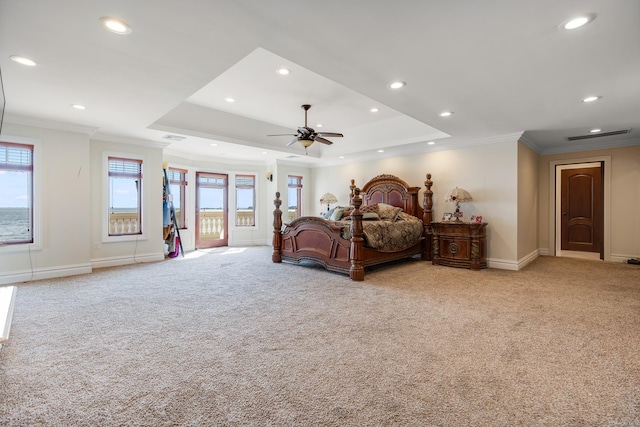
517;250;539;269
487;258;519;271
91;252;164;269
0;263;93;285
611;253;640;263
538;248;551;256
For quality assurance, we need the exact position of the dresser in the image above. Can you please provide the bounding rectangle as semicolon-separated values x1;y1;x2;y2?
431;222;488;270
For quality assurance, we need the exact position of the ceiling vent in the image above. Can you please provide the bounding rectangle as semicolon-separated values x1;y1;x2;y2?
567;129;631;141
162;134;186;142
285;155;300;159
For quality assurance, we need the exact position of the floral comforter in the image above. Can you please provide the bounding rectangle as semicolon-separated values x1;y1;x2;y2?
337;211;424;252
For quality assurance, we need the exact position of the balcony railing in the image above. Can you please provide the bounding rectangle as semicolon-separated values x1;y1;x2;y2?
109;212;139;235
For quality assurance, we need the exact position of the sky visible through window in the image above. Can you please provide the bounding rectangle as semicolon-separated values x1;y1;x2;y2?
0;171;28;208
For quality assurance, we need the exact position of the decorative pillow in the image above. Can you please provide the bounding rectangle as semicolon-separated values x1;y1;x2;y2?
323;207;336;219
362;212;380;221
378;203;402;221
330;208;344;221
359;204;379;214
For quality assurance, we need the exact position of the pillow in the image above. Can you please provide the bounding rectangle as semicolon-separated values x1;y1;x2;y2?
378;203;402;221
323;207;336;219
362;212;380;221
329;208;344;221
359;204;379;214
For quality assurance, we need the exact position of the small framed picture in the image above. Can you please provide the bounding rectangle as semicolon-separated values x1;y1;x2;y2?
474;215;483;223
442;212;452;222
470;215;476;222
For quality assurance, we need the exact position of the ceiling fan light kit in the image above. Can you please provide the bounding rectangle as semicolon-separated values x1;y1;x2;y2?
267;104;343;153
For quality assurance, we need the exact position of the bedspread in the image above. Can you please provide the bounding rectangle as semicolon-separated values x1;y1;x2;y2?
337;212;424;252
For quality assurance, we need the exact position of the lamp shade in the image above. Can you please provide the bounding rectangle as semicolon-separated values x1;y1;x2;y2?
444;187;472;204
319;192;338;205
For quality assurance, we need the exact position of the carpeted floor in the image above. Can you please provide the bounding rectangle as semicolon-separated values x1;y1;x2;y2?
0;246;639;426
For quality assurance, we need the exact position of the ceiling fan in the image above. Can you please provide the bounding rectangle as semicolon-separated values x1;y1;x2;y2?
267;104;343;151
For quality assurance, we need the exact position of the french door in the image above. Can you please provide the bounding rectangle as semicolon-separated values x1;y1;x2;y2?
195;172;228;248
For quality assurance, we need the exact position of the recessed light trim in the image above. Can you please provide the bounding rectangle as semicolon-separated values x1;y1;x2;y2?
276;67;290;75
210;143;218;147
224;97;235;103
389;81;406;89
316;124;323;128
339;156;345;159
370;107;379;113
427;141;435;145
101;17;132;35
561;14;595;30
377;149;384;153
439;111;453;117
581;96;601;103
10;55;37;67
590;128;601;133
71;104;86;110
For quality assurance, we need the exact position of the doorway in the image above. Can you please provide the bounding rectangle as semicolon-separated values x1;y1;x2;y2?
195;172;228;248
555;162;604;260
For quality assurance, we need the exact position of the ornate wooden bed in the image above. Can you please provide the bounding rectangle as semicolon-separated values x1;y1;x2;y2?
272;173;434;281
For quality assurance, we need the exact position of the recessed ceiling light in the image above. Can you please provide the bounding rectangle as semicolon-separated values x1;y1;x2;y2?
590;128;601;133
439;111;454;117
316;123;323;128
370;107;379;113
389;81;406;89
261;151;267;155
100;17;132;35
276;67;290;75
581;96;601;103
211;143;218;147
71;104;86;110
10;55;37;66
224;97;235;103
339;156;345;159
427;141;435;145
378;149;384;153
561;14;595;30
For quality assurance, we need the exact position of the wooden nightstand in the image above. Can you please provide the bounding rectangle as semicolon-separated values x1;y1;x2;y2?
431;222;488;270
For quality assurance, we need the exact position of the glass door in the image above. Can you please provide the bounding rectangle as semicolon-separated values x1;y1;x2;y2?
196;172;228;248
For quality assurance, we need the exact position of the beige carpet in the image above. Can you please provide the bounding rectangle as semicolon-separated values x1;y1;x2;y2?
0;246;638;426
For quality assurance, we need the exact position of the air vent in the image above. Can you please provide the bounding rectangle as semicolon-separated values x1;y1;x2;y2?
567;129;630;141
162;134;186;142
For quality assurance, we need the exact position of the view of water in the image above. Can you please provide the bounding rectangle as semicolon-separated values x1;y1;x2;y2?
0;207;31;242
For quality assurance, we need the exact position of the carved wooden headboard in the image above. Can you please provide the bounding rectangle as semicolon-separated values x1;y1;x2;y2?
358;174;422;218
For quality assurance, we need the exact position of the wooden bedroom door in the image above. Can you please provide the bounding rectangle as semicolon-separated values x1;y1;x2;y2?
560;164;603;257
195;172;228;248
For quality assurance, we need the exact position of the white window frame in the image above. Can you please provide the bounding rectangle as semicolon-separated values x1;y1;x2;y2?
102;152;148;243
0;135;42;254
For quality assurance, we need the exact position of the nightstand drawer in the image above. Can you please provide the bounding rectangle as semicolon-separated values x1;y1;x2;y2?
439;237;470;259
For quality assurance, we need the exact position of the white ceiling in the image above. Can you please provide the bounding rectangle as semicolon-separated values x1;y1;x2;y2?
1;1;639;167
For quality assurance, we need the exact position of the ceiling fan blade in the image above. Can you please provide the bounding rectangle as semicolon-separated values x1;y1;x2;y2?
314;136;333;145
316;132;343;137
267;133;297;136
286;137;299;146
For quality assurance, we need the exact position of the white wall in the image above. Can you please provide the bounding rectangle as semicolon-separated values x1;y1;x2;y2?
517;143;539;266
0;124;92;284
311;139;520;268
90;139;165;268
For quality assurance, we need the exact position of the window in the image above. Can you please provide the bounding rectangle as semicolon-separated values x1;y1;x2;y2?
0;142;33;245
236;174;255;226
288;175;303;220
108;157;142;236
167;167;187;228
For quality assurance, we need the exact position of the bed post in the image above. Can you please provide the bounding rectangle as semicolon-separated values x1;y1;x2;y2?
349;187;365;281
423;173;433;261
272;191;283;263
